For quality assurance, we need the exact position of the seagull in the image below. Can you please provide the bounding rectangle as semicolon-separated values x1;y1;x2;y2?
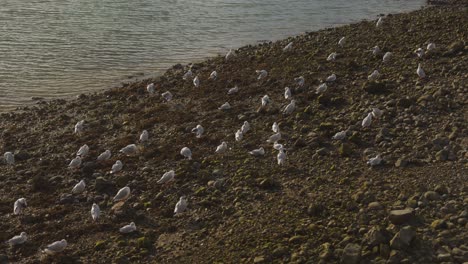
256;70;268;80
91;203;100;221
327;52;337;61
235;130;243;141
362;113;373;128
74;120;84;134
272;122;280;133
182;70;193;80
371;108;383;119
368;70;380;81
283;100;296;115
158;170;175;184
43;239;67;255
241;121;250;134
326;74;337;82
119;222;137;234
180;147;192;160
294;76;305;87
332;131;347;140
338;37;346;47
277;149;286;165
215;142;228;154
191;125;204;138
209;71;217;80
97;150;111;161
140;130;149;143
113;186;131;202
284;87;292;100
162;91;173;101
111;160;123;174
367;154;383;166
72;180;86;194
426;43;436;51
261;95;271;107
120;144;137;156
13;198;27;215
218;102;231;110
371;46;381;57
316;83;327;94
414;48;425;58
76;144;89;157
193;76;200;87
227;85;238;95
267;133;281;143
249;147;265;156
7;232;27;246
174;196;188;215
4;152;14;165
283;42;293;52
225;49;234;61
376;17;384;27
417;63;426;79
146;83;155;94
273;142;284;151
68;156;82;169
382;52;392;63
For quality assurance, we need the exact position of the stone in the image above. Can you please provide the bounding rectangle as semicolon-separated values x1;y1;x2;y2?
368;202;383;210
390;226;415;249
316;148;329;156
81;162;95;176
434;185;449;195
435;149;449;161
95;177;114;193
341;243;361;264
319;243;333;260
364;227;388;246
437;253;452;262
253;256;265;263
430;219;447;230
424;191;441;201
339;143;353;157
395;157;408;168
389;208;414;225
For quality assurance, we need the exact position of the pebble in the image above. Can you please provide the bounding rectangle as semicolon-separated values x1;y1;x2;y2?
341;243;361;264
389;208;414;225
424;191;441;201
390;226;415;249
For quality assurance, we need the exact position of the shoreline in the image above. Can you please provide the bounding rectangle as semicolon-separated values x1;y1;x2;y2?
0;2;467;263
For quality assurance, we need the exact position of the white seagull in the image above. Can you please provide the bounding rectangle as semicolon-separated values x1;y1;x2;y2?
338;37;346;47
191;125;204;138
4;152;14;165
316;83;327;94
13;198;27;215
371;46;381;57
273;142;284;151
209;71;217;80
140;130;149;143
119;222;137;234
283;42;293;52
174;196;188;215
72;180;86;194
249;147;265;156
97;150;111;161
332;131;347;140
91;203;100;221
417;63;426;79
158;170;175;184
235;130;243;141
215;142;228;154
162;91;173;101
182;70;193;80
414;47;425;58
43;239;67;255
295;76;305;87
76;144;89;157
111;160;123;174
120;144;138;156
327;52;337;61
272;122;280;133
180;147;192;160
426;43;436;51
256;70;268;80
382;52;392;63
68;156;82;169
227;85;239;95
146;83;155;94
277;150;286;165
261;95;271;107
74;120;84;134
362;113;373;128
113;186;131;202
267;133;281;143
218;102;231;110
376;17;384;27
225;49;234;61
284;87;292;100
7;232;27;246
193;76;200;87
326;74;337;82
283;100;296;115
367;155;383;166
371;108;383;119
241;121;250;134
368;70;380;81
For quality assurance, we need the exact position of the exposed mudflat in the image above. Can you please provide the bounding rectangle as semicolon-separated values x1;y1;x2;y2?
0;2;467;264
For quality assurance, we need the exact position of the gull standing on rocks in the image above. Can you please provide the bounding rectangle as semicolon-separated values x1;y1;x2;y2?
261;95;271;107
162;91;173;102
76;144;89;157
338;37;346;47
68;156;82;169
4;152;14;165
371;46;381;57
120;144;138;156
368;70;380;81
193;76;200;87
362;113;373;128
249;147;265;156
13;198;27;215
327;52;337;61
219;102;231;110
332;131;347;140
415;48;425;58
267;132;281;143
256;70;268;80
273;142;284;151
215;142;228;154
147;83;155;94
180;147;192;160
235;130;243;141
91;203;100;221
140;130;149;143
376;17;384;27
227;85;238;95
74;120;84;134
72;180;86;194
225;49;234;61
326;74;337;82
427;43;436;51
7;232;27;246
283;100;296;115
284;87;292;100
191;125;204;138
241;121;250;134
111;160;123;174
97;150;111;161
119;222;136;234
283;42;293;52
43;239;67;255
183;70;193;80
272;122;280;133
113;186;131;202
209;71;217;80
316;83;327;94
158;170;175;184
277;149;286;165
382;52;392;63
174;196;188;215
295;76;305;87
367;154;383;166
417;64;426;79
372;108;383;119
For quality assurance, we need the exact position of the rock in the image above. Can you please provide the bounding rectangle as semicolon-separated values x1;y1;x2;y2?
95;177;114;193
14;151;31;161
253;256;265;263
362;81;389;94
390;226;415;249
368;202;383;210
288;235;306;244
319;242;333;260
59;194;76;204
307;203;325;216
341;243;361;264
387;250;403;264
294;138;307;148
272;246;288;257
397;97;414;108
95;240;106;250
137;237;152;249
339;143;353;157
115;175;131;187
316;148;329;156
434;185;449;195
443;40;465;56
437;253;452;262
81;162;96;176
389;208;414;225
364;227;388;246
395;157;408;168
435;149;449;161
430;219;447;230
424;191;441;201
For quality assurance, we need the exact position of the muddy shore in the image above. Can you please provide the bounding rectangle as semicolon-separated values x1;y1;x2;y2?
0;2;467;264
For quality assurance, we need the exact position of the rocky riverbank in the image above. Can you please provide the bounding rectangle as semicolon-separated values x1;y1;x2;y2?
0;2;467;264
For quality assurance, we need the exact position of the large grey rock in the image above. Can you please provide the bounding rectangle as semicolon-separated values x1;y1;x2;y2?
389;208;414;225
390;226;415;249
341;243;361;264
